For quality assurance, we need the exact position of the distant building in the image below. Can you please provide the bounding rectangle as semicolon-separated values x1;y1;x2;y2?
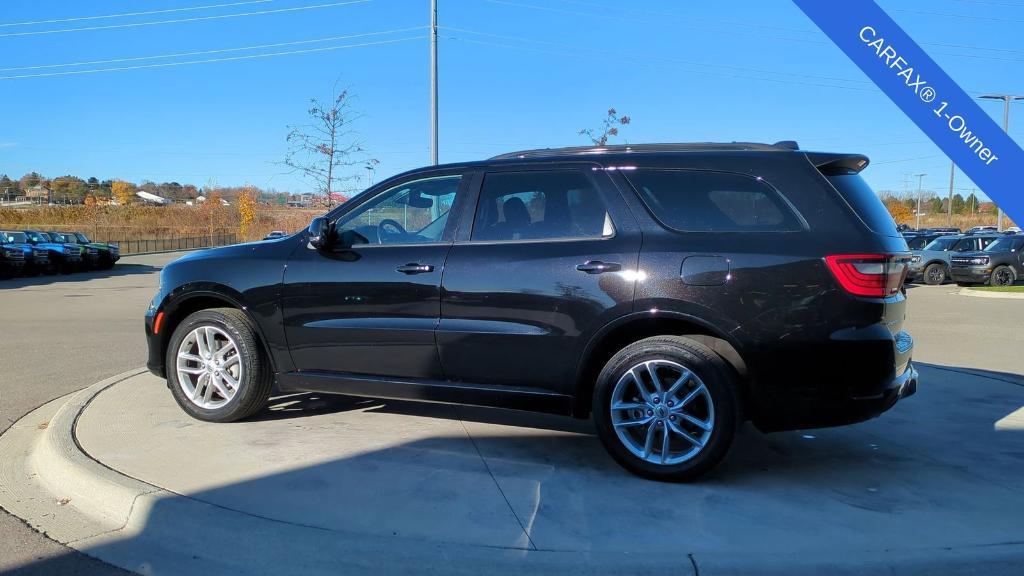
135;191;171;205
25;185;51;202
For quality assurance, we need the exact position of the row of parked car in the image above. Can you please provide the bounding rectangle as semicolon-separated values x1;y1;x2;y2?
0;230;120;278
902;227;1023;286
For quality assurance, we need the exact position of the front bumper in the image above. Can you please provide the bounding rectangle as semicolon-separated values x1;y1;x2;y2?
145;306;165;378
905;262;924;282
950;265;991;283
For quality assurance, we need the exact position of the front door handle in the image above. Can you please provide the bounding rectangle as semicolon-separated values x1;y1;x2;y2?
396;263;434;275
575;260;621;274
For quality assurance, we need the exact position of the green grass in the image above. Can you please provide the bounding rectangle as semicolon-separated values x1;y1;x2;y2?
969;285;1024;293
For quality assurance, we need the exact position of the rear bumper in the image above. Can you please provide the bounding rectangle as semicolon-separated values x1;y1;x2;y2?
752;327;918;432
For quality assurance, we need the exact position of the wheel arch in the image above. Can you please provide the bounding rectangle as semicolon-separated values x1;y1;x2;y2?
571;312;749;418
158;286;278;374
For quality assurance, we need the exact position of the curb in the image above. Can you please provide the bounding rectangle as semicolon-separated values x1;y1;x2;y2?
958;287;1024;299
3;369;1024;575
30;368;159;529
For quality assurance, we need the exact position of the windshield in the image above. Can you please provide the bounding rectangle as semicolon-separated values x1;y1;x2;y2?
75;232;91;243
3;232;27;243
53;234;76;243
923;236;958;251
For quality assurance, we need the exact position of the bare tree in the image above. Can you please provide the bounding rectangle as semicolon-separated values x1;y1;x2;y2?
579;108;631;146
283;88;373;210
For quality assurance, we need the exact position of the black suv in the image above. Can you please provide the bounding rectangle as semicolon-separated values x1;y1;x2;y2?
144;142;917;481
950;234;1024;286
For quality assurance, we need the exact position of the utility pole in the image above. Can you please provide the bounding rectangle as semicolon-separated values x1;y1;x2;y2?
978;94;1024;231
947;161;955;227
430;0;438;165
914;173;927;230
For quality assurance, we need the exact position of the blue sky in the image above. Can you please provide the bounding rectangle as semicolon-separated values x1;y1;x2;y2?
1;0;1022;201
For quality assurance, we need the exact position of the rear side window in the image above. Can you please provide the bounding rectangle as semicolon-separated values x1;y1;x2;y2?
824;173;901;238
471;170;613;241
622;169;801;232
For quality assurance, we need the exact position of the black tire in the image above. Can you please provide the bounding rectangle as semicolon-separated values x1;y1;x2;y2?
592;336;741;482
165;308;273;423
923;263;946;285
991;265;1016;287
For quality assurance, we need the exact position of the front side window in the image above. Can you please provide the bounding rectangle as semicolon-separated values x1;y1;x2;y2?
470;170;613;242
334;175;461;245
953;238;977;252
984;237;1024;253
622;169;802;233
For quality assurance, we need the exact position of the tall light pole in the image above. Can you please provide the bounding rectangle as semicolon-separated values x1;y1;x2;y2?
978;94;1024;230
947;161;955;227
914;173;927;230
429;0;438;165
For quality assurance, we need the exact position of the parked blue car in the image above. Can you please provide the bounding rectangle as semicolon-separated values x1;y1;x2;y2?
0;231;50;276
907;234;1001;285
22;230;83;274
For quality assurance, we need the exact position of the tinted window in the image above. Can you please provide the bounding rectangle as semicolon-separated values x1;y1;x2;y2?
334;175;461;245
471;171;612;241
906;235;936;250
825;173;901;237
623;169;800;232
983;237;1022;253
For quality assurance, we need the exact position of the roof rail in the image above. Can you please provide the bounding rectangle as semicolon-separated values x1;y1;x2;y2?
490;141;797;160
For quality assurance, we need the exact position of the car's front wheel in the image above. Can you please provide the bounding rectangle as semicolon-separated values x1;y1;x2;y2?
166;308;273;422
924;263;946;285
592;336;740;482
991;265;1016;287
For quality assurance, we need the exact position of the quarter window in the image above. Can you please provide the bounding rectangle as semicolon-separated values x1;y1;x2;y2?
471;170;614;241
622;169;801;232
333;175;461;245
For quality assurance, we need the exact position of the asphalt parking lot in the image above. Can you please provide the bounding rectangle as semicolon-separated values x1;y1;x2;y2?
1;252;1022;575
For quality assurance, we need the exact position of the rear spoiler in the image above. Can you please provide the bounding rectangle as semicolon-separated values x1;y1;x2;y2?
806;152;870;175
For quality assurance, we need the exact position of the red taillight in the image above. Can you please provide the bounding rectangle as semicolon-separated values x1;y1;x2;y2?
153;311;165;335
824;254;907;297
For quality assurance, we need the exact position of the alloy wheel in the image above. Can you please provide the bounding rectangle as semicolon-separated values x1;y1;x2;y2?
993;267;1015;286
176;325;244;409
610;359;715;465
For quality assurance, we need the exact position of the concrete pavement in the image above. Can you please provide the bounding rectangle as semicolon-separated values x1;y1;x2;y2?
0;253;183;576
1;265;1022;574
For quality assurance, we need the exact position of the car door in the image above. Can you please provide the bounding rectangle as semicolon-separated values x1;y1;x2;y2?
438;164;642;394
282;170;473;379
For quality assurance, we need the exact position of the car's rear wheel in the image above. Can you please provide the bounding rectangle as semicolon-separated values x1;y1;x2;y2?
592;336;740;482
991;265;1016;287
166;308;273;423
923;263;946;285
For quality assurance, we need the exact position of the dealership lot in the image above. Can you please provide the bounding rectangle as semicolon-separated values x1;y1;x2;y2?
1;252;1022;575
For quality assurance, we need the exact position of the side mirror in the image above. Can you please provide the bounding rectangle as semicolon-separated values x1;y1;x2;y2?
307;217;333;249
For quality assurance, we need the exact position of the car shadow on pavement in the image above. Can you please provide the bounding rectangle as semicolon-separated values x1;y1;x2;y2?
5;361;1023;575
0;264;162;289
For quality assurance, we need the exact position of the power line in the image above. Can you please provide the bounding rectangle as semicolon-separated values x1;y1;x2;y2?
0;27;427;72
0;36;425;80
0;0;371;39
444;26;872;86
445;34;877;92
485;0;1024;64
0;0;274;28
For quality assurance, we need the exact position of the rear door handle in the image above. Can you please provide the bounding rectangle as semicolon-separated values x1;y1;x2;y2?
396;263;434;274
575;260;621;274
